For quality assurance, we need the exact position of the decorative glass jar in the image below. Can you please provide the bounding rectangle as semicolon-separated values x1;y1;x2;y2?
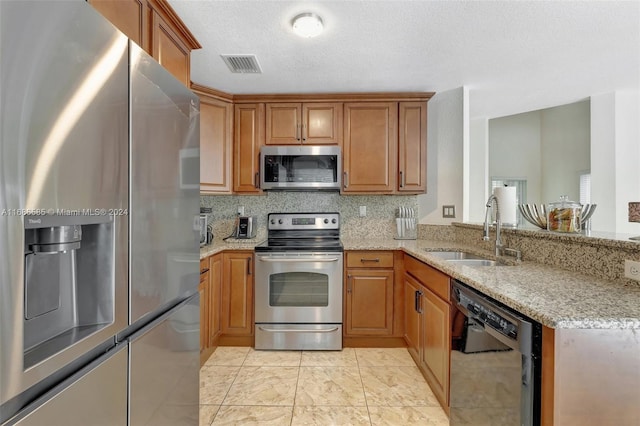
547;196;581;233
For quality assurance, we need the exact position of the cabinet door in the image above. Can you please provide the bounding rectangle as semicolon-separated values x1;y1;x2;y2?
265;103;301;145
221;253;254;336
345;269;394;336
199;269;210;352
209;254;222;343
398;102;427;193
421;288;450;408
343;102;398;193
88;0;148;51
404;273;422;361
200;98;233;193
234;104;264;193
150;9;190;86
302;103;342;145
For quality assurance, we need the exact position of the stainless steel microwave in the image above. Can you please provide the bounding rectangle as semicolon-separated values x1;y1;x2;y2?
260;146;341;191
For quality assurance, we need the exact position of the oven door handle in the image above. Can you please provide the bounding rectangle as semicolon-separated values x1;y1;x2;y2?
257;257;341;263
257;326;340;333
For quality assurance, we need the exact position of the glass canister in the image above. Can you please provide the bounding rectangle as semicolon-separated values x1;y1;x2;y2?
547;195;581;233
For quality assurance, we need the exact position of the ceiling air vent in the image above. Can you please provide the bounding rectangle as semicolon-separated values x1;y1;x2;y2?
220;54;262;74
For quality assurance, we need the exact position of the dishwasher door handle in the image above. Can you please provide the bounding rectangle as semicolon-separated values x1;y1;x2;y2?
257;257;341;263
258;326;340;333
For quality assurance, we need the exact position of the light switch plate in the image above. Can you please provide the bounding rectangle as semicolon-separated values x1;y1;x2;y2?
359;206;366;217
237;206;245;215
624;260;640;281
442;205;456;218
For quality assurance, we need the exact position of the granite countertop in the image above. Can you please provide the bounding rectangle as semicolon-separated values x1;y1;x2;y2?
200;237;640;330
200;238;264;259
342;238;640;330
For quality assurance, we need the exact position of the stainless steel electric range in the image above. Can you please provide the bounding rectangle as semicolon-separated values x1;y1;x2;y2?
254;212;343;350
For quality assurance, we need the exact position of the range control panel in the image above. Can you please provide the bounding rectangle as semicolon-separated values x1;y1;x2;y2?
267;213;340;231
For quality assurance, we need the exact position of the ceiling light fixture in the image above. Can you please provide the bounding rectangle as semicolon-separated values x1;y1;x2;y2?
292;13;323;38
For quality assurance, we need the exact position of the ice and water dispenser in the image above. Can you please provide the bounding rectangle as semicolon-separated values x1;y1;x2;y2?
23;215;115;368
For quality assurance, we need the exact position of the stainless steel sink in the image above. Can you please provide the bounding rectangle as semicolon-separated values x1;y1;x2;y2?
447;259;500;267
426;251;503;266
426;251;486;260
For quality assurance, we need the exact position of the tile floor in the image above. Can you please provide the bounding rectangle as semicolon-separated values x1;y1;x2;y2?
200;347;449;425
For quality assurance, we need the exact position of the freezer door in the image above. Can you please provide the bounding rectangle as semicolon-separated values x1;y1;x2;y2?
129;294;200;425
0;1;129;412
11;345;128;426
129;43;200;325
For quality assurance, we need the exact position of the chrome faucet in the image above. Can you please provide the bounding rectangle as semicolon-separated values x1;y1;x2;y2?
483;194;503;256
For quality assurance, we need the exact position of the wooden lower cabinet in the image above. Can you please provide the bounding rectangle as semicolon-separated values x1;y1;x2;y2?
345;269;394;336
403;273;422;360
403;255;451;411
199;258;212;365
209;254;222;346
420;287;450;407
221;252;254;342
344;251;405;347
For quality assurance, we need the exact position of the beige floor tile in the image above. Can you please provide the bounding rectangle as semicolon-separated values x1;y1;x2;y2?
199;405;219;426
360;366;440;407
291;405;371;425
199;366;239;405
222;366;299;406
212;405;293;425
448;407;519;425
204;346;250;367
243;348;302;366
301;348;358;367
355;348;416;367
368;406;449;425
295;367;366;406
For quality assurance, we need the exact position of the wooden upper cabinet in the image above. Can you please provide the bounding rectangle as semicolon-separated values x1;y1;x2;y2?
88;0;148;49
150;9;190;86
234;103;265;193
90;0;201;87
265;103;341;145
199;95;233;193
343;102;398;193
398;102;427;193
265;103;300;145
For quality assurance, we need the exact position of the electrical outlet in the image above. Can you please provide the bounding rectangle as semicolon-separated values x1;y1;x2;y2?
624;260;640;281
237;206;245;216
359;206;366;217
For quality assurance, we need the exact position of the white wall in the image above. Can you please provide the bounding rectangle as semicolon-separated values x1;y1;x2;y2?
540;101;590;203
591;91;640;234
418;87;465;224
489;111;543;204
468;117;488;222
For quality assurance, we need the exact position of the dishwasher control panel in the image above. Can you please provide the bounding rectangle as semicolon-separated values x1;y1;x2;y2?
454;285;519;340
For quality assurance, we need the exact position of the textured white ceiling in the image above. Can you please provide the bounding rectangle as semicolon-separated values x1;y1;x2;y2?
169;0;640;118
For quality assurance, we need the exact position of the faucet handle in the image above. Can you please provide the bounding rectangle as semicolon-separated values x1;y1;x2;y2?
502;247;522;262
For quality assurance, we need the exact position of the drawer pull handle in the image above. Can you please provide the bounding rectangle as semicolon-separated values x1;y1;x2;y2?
360;258;380;263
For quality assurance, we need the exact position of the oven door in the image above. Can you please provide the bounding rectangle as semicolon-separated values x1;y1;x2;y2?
254;252;343;324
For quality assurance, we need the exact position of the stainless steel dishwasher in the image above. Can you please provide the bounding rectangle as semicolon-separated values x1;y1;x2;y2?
450;280;542;426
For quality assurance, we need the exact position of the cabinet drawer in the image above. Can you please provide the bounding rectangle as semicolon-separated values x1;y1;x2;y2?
346;251;394;268
404;254;450;301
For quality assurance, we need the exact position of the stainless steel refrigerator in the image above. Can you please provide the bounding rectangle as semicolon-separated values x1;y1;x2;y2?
0;2;200;425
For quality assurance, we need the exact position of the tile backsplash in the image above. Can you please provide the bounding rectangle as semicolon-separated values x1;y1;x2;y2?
201;193;418;241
